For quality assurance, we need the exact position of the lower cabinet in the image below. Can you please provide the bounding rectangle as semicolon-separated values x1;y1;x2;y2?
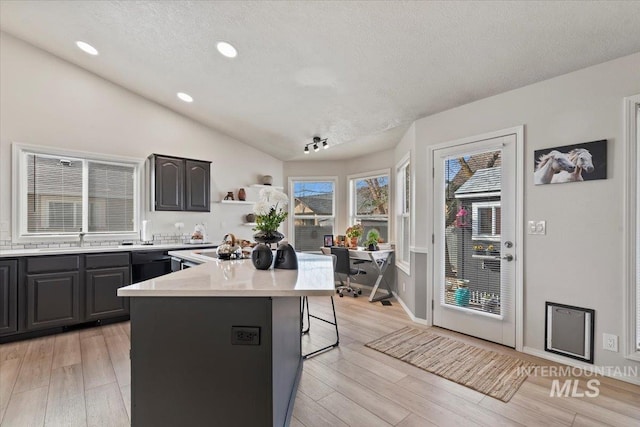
0;260;18;336
85;266;130;321
26;271;81;331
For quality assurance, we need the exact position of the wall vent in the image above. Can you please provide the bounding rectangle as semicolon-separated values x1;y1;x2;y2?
545;302;594;364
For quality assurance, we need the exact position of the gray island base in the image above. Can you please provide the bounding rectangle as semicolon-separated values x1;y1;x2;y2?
118;253;335;427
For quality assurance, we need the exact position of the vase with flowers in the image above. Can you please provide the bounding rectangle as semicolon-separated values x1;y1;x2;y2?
345;224;363;248
251;187;288;269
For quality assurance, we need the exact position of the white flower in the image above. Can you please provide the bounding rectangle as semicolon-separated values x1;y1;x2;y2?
257;188;288;207
270;190;289;206
253;201;271;216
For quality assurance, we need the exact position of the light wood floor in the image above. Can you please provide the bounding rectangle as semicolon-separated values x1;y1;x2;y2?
1;296;639;427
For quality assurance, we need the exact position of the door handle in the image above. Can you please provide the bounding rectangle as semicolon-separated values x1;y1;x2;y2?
502;254;514;262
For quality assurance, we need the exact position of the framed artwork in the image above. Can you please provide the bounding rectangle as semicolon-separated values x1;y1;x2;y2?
323;234;334;247
533;139;606;185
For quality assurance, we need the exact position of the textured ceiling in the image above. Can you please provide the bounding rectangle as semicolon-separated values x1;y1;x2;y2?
2;1;640;161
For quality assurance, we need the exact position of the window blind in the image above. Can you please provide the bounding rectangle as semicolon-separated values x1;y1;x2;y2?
88;162;135;232
443;151;504;316
27;154;83;233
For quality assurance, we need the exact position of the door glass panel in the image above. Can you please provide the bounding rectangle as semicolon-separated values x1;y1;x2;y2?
443;150;502;315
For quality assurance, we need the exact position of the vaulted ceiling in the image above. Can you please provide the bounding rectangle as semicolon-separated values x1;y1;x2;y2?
2;1;640;161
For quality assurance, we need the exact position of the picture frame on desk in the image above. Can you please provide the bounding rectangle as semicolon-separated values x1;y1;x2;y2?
323;235;334;247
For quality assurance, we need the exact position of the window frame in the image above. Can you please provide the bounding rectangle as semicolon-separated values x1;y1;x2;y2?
471;200;501;241
348;168;391;242
625;94;640;361
396;154;410;274
288;176;337;252
12;143;143;242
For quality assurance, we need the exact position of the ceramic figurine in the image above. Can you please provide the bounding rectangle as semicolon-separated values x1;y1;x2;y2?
224;191;234;200
238;188;246;201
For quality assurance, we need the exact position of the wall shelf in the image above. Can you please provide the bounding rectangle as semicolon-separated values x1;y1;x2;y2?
218;200;254;205
242;223;257;227
250;184;284;190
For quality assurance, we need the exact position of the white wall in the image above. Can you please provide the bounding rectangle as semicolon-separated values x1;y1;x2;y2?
0;32;283;244
408;52;640;375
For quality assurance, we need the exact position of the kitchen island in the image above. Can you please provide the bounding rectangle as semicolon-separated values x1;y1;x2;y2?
118;252;334;427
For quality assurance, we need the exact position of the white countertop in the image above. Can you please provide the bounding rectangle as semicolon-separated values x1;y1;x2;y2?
0;243;216;258
118;252;335;297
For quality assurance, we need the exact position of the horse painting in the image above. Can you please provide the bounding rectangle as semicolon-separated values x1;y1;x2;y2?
551;148;594;183
534;150;575;185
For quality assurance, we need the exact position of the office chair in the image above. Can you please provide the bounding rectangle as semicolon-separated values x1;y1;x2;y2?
330;247;366;297
301;254;339;359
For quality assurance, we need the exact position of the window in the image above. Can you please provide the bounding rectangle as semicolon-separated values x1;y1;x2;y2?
626;93;640;360
15;144;140;238
349;170;390;243
290;178;336;252
472;201;501;241
396;157;410;268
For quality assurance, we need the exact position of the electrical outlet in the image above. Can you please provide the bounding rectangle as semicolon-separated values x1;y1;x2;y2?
231;326;260;345
603;333;618;352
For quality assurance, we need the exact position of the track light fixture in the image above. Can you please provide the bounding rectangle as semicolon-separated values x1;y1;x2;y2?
304;136;328;154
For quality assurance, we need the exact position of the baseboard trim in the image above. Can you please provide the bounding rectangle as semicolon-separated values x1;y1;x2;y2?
522;346;640;386
392;291;430;326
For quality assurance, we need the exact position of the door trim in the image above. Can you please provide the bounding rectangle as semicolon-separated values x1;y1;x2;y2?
427;126;524;351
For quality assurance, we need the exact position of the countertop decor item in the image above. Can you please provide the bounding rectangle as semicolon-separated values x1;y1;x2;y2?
216;233;242;260
274;242;297;270
251;243;273;269
252;187;288;245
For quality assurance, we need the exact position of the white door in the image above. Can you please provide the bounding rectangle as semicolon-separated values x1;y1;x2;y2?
432;132;519;347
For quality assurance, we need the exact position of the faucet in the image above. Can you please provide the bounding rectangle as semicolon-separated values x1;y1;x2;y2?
78;232;86;248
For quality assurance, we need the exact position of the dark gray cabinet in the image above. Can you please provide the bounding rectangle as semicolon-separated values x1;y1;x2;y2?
23;255;81;331
153;154;210;212
85;253;131;321
185;160;210;211
0;260;18;336
154;155;185;211
26;271;81;331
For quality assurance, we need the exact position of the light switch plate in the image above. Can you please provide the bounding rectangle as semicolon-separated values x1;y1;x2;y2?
603;333;618;352
528;220;546;235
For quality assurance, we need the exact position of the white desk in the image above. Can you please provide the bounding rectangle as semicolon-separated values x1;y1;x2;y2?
321;247;395;302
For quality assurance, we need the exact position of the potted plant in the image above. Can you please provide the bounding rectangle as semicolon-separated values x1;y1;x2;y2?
252;187;288;244
364;229;380;251
345;224;363;248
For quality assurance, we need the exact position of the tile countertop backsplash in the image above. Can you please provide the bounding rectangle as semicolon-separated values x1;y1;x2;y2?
0;233;216;257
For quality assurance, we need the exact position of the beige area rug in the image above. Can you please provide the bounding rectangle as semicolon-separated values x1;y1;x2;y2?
365;327;534;402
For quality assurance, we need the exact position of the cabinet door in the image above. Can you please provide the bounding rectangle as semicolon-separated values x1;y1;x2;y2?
85;266;131;321
155;156;184;211
0;260;18;336
26;271;80;331
185;160;210;211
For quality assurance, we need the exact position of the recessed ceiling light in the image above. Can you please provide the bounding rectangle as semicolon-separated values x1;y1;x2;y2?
177;92;194;103
216;41;237;58
76;41;98;56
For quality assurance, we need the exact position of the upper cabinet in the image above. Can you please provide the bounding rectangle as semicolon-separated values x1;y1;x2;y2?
185;160;211;211
151;154;211;212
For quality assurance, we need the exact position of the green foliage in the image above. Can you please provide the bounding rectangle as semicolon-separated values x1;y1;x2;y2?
365;229;380;247
254;207;287;233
